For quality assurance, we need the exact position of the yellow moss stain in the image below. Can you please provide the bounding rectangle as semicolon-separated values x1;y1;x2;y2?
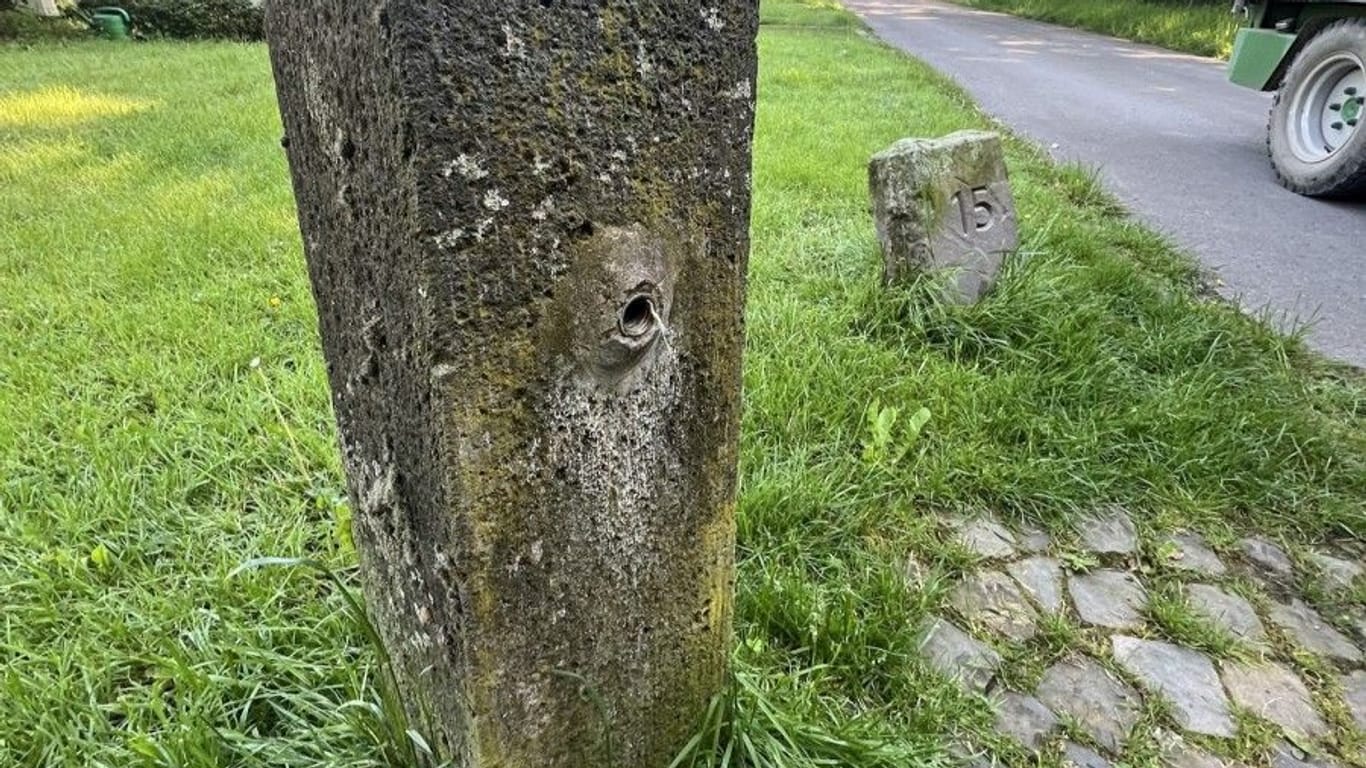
0;85;153;128
700;501;737;654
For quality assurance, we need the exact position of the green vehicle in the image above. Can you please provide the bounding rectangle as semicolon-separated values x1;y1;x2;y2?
1229;0;1366;196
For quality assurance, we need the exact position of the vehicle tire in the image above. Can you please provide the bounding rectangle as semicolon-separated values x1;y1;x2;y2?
1267;19;1366;198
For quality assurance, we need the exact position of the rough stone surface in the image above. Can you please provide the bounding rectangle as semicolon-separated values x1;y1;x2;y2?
1078;507;1138;555
266;4;759;765
919;617;1002;692
1036;657;1143;753
1186;584;1267;646
1308;552;1362;594
950;570;1039;641
1268;600;1362;663
1018;525;1052;554
1271;741;1341;768
1343;670;1366;730
1111;636;1235;738
1008;557;1066;614
1070;570;1148;630
1161;533;1227;576
1062;742;1112;768
1158;734;1229;768
993;692;1058;752
1220;662;1327;738
1239;537;1294;578
869;130;1018;300
950;515;1018;559
1352;611;1366;644
1165;749;1224;768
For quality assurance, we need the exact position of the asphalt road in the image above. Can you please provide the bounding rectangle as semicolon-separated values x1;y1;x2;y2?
843;0;1366;367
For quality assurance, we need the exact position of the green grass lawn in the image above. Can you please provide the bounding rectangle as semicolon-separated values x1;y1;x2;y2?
947;0;1241;59
2;2;1363;766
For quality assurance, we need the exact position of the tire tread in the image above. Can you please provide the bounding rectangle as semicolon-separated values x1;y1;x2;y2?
1267;18;1366;198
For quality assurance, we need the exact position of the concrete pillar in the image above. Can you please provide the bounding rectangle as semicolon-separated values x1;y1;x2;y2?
265;3;758;765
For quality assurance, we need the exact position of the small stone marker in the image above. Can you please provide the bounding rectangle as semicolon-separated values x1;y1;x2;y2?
1111;636;1235;738
265;3;758;765
1220;662;1328;738
1036;657;1142;753
869;130;1018;300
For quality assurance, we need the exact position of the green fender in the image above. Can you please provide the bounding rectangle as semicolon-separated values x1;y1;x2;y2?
1228;27;1297;90
1228;4;1366;92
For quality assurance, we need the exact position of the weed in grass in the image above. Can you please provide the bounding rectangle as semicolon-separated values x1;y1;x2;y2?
861;399;932;470
1058;549;1100;574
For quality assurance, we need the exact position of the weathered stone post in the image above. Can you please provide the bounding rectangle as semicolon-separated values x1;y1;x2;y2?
869;130;1018;301
265;3;758;766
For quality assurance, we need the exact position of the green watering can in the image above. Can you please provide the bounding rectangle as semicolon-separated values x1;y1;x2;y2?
89;7;130;40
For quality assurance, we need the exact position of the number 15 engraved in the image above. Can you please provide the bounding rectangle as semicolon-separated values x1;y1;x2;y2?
953;186;998;235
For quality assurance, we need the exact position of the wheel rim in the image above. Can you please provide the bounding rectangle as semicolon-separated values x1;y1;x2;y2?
1287;52;1366;164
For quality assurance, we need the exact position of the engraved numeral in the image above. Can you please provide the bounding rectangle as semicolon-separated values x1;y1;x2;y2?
954;186;997;234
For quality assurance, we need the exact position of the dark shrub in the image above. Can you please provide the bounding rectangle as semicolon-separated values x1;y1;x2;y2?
76;0;263;40
1;8;91;41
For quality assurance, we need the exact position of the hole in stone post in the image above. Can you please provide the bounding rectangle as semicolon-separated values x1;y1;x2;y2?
619;295;656;338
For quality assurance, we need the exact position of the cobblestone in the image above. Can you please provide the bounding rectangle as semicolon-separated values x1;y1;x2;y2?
950;571;1039;641
1186;584;1266;646
918;617;1001;693
1161;532;1227;577
1078;507;1138;555
1070;570;1147;630
1221;662;1327;739
1111;636;1234;738
1268;599;1362;663
1036;657;1142;753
